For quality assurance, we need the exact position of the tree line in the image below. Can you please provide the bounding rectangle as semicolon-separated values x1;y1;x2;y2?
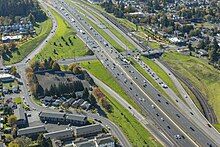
0;0;47;23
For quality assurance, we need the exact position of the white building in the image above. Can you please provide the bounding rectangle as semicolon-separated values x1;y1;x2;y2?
0;73;14;82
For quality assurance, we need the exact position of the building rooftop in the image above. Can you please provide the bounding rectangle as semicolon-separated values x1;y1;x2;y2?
96;136;115;146
17;125;46;136
0;73;13;79
75;139;96;147
39;112;65;119
65;113;87;122
43;129;73;139
75;124;103;137
14;105;26;121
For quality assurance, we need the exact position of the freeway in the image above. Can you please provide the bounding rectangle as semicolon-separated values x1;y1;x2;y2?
89;74;174;147
55;0;220;146
154;59;217;123
52;0;220;146
71;1;220;144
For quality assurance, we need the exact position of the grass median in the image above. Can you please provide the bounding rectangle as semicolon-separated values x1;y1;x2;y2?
141;56;182;99
127;57;171;100
34;8;88;61
4;18;52;65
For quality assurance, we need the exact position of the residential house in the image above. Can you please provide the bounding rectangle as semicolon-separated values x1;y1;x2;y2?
39;112;87;125
73;139;96;147
80;101;91;110
0;74;14;82
43;129;73;140
74;124;103;137
39;112;65;123
65;114;87;126
14;105;28;128
96;136;115;147
17;125;46;138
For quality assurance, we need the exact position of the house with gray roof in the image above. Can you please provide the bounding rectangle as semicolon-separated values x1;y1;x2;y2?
39;112;87;125
39;112;65;123
96;136;115;147
65;114;87;125
74;124;103;137
17;125;46;137
74;139;96;147
14;105;27;128
43;129;73;140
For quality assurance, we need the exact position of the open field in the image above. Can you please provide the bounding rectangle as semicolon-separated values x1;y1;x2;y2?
4;18;52;65
162;52;220;123
101;89;161;147
74;6;124;52
13;97;22;104
80;60;141;113
34;8;88;61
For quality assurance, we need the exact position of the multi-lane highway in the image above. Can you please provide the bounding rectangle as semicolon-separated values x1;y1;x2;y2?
51;0;220;146
68;1;220;145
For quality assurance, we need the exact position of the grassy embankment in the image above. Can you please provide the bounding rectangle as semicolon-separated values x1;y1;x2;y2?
80;60;161;147
34;8;88;61
162;52;220;127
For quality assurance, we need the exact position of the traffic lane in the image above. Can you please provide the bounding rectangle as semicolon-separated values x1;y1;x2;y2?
102;59;193;146
55;2;217;146
123;64;216;146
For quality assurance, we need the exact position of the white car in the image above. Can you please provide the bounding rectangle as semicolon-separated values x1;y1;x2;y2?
162;84;168;88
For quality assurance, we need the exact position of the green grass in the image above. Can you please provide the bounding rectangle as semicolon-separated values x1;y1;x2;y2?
101;88;161;147
13;97;22;104
162;52;220;122
80;60;141;113
148;41;160;49
34;8;88;61
4;18;52;65
141;56;182;98
74;5;125;52
213;124;220;132
33;97;42;106
13;97;29;110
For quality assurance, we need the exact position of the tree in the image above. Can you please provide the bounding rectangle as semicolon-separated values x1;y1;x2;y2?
3;106;13;115
8;115;17;126
73;66;82;74
37;134;52;147
10;66;17;76
14;136;32;147
188;43;194;52
68;63;77;71
52;62;60;71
